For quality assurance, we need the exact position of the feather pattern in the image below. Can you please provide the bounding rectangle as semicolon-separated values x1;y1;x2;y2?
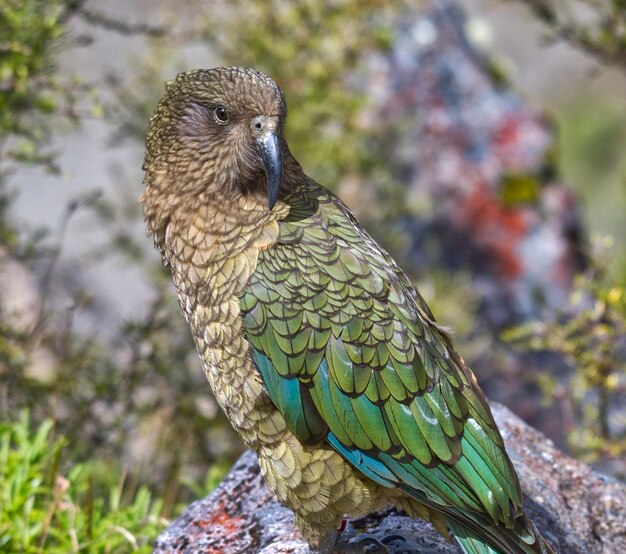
239;182;557;553
241;184;523;529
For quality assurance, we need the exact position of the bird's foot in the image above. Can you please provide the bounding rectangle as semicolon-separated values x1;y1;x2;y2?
333;534;405;553
333;539;387;553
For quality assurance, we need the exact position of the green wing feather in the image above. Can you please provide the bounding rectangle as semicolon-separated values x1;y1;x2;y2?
240;183;548;553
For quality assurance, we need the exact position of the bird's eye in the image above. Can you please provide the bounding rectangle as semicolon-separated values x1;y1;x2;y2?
213;106;228;124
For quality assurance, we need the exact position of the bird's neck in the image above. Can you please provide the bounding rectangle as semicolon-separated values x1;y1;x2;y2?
142;164;287;254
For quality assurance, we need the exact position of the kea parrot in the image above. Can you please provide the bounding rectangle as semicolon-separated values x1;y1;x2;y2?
140;67;557;554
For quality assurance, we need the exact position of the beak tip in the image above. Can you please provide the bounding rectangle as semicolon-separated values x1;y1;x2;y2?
257;129;282;213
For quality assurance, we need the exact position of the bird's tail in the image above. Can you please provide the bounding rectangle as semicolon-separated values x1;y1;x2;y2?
446;514;557;554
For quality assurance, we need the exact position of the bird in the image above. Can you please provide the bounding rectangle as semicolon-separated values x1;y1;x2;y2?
140;66;557;554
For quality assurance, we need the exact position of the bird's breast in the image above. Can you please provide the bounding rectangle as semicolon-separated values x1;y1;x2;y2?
164;209;288;447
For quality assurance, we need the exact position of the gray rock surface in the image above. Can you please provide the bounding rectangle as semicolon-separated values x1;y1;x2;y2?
153;404;626;553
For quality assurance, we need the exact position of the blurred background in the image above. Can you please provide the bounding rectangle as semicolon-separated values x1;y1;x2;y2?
1;0;625;552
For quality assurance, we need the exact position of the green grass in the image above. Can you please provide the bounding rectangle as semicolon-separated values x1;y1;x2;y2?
0;413;168;553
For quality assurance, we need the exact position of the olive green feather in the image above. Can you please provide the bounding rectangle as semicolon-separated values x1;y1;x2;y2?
240;187;524;528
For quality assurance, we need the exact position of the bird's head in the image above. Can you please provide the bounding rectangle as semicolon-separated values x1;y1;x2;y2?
142;67;287;214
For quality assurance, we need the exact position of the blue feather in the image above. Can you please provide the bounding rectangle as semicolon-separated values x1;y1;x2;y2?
327;433;397;488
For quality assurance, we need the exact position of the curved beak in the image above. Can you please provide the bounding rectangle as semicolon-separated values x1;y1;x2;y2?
256;130;282;211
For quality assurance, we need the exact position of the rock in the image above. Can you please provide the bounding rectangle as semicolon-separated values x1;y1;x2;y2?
153;404;626;553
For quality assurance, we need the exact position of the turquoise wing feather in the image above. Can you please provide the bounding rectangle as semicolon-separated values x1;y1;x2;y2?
240;184;523;533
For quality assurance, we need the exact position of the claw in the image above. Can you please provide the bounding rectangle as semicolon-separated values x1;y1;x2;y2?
380;534;406;545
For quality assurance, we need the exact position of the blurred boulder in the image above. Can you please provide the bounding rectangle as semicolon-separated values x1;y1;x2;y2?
365;2;585;328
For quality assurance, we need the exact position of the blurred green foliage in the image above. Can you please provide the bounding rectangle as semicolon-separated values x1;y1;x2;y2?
0;0;63;143
504;236;626;463
0;0;97;172
515;0;626;71
0;413;166;553
556;97;626;282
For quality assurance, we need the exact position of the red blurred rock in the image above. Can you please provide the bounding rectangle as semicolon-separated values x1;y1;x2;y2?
366;3;585;327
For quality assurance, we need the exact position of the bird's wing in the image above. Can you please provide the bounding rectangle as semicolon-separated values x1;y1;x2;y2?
240;185;522;528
